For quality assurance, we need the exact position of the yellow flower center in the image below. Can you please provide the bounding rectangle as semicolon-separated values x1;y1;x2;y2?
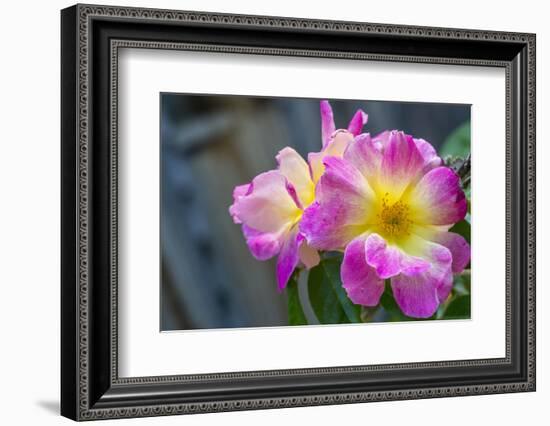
377;194;412;240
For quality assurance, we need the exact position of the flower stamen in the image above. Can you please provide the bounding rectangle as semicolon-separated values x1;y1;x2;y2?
377;193;412;239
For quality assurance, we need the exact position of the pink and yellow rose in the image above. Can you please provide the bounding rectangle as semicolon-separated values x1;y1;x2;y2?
230;101;470;318
301;130;470;318
229;101;368;290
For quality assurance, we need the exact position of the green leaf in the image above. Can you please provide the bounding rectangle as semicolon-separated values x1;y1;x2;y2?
442;295;471;319
449;219;471;244
440;121;471;158
453;270;471;296
380;283;400;316
321;259;362;323
287;274;307;326
322;251;344;261
308;261;350;324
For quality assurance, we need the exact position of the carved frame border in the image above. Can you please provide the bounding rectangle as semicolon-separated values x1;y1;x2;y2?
61;3;536;421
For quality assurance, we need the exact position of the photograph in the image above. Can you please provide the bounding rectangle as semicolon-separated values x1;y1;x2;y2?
160;95;472;331
57;3;536;421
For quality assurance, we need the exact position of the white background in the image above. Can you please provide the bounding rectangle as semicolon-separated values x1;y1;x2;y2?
119;50;505;377
0;0;546;425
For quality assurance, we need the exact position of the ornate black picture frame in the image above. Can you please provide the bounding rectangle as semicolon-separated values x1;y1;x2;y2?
61;4;536;421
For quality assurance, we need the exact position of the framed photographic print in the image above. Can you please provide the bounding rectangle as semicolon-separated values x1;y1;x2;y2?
61;4;536;421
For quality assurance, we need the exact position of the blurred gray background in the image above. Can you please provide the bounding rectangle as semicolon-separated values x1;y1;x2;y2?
160;94;470;331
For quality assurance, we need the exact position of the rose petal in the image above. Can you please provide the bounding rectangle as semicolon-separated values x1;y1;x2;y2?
391;275;439;319
364;233;430;279
347;109;368;136
230;170;300;234
277;147;315;208
341;236;385;306
284;180;303;210
414;138;442;172
309;130;354;184
343;133;383;189
364;234;402;278
391;241;453;318
298;238;321;269
380;131;426;201
318;156;373;199
308;152;325;186
229;183;251;224
407;167;467;226
242;225;282;260
276;226;301;290
320;100;336;149
300;202;366;251
301;156;375;250
372;130;391;151
372;131;441;177
432;231;471;273
233;183;251;199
